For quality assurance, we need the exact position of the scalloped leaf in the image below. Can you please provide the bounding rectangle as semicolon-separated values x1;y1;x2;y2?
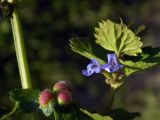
121;46;160;76
124;46;160;62
70;38;105;64
81;109;113;120
95;20;143;56
10;89;40;113
121;60;157;76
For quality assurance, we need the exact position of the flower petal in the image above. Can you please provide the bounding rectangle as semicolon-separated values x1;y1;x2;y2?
82;59;102;76
110;66;119;73
102;64;111;72
91;59;100;66
112;54;118;65
87;63;94;69
93;67;101;73
82;69;93;76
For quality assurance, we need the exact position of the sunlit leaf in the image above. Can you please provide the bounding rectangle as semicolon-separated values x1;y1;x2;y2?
95;20;143;56
70;38;105;64
120;60;157;76
121;46;160;76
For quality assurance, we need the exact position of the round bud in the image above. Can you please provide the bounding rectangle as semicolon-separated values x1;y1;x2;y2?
57;90;72;106
39;89;54;107
53;81;71;93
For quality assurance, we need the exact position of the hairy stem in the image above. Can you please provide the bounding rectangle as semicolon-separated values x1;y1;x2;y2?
10;9;32;89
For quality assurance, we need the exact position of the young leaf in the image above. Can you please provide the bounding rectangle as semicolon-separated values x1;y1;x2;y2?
81;109;113;120
70;38;105;64
9;89;40;113
94;20;143;56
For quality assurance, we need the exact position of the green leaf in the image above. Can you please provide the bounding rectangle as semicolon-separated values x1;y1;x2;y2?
10;89;40;113
10;89;40;103
110;108;140;120
94;20;143;56
121;46;160;76
120;60;157;76
124;46;160;62
70;38;105;64
81;109;113;120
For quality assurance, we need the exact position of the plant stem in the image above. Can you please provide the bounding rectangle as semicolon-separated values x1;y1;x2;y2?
105;86;116;114
10;9;32;89
10;8;38;120
53;109;63;120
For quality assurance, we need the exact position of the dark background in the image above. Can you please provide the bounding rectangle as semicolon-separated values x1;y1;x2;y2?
1;0;160;119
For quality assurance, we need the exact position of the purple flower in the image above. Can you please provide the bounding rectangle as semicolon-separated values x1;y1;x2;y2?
102;53;123;73
82;59;101;76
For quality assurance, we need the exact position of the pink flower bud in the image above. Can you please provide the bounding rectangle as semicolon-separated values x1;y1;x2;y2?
57;90;72;106
39;89;54;107
53;81;71;93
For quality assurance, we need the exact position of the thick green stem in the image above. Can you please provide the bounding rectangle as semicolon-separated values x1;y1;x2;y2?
10;9;32;89
105;86;116;114
10;8;38;120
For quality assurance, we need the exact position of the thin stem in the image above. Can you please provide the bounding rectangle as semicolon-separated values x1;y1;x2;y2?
105;86;116;114
10;9;32;89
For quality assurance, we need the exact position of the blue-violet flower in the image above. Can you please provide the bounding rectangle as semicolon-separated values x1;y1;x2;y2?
82;59;101;76
102;53;123;73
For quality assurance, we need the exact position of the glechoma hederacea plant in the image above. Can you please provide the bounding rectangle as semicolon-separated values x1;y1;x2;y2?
1;0;160;120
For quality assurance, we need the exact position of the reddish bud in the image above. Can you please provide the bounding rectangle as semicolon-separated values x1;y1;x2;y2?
39;89;54;107
53;81;71;93
57;90;72;106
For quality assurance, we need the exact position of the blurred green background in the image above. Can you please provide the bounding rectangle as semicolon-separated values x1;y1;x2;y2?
1;0;160;120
